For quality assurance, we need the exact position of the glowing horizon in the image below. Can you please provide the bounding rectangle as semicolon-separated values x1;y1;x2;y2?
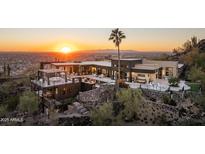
0;28;205;52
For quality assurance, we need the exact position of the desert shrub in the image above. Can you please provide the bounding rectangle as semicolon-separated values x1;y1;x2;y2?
162;95;176;106
168;77;179;87
6;95;19;111
19;91;38;114
90;102;113;126
91;89;144;125
195;95;205;111
61;97;76;105
59;97;76;111
116;89;143;121
0;105;7;117
162;95;170;104
169;99;177;106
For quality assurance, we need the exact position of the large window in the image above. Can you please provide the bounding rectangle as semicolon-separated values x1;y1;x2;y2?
138;74;145;77
55;88;58;95
91;67;96;74
62;88;66;95
165;67;173;76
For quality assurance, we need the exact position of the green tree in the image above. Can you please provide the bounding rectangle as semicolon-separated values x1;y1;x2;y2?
194;53;205;70
172;36;199;57
91;102;113;126
19;91;38;114
183;36;199;53
180;48;199;66
188;66;205;91
116;89;142;121
188;66;205;82
191;36;198;48
168;77;179;87
91;89;144;125
109;28;126;89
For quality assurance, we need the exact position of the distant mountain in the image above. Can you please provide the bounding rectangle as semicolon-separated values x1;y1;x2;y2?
73;49;171;54
0;49;172;61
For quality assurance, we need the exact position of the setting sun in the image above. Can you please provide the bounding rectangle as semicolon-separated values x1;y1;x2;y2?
61;47;71;54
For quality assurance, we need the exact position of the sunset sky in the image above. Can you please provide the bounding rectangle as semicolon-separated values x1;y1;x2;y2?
0;28;205;52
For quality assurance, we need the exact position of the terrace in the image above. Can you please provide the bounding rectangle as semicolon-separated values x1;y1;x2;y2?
127;79;190;92
31;69;81;88
32;67;190;92
32;58;190;96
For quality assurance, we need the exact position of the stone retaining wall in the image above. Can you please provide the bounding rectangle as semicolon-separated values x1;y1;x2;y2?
134;89;181;125
136;100;179;125
77;87;182;125
77;85;115;108
58;116;91;126
141;89;183;103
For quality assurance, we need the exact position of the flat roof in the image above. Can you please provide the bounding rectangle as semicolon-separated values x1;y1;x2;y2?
82;61;111;67
143;59;178;66
112;58;142;61
133;64;161;70
31;77;73;88
52;61;112;67
39;69;64;74
51;59;180;69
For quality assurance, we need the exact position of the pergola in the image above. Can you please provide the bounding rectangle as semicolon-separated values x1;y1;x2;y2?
37;69;68;85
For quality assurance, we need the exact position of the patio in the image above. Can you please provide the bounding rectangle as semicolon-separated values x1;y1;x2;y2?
127;79;190;92
32;72;191;92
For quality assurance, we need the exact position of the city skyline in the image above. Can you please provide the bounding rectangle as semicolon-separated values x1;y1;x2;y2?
0;28;205;52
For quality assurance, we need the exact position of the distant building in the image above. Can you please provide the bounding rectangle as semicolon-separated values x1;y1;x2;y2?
0;63;11;78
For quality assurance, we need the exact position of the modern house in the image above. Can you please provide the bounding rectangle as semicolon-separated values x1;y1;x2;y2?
31;58;184;101
49;58;183;83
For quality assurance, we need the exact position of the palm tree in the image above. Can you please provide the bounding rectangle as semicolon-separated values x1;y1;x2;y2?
191;36;198;48
173;36;199;56
109;28;126;89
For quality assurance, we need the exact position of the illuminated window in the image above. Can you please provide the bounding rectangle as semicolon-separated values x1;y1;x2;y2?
55;88;58;95
165;67;173;76
63;88;66;95
138;74;145;77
